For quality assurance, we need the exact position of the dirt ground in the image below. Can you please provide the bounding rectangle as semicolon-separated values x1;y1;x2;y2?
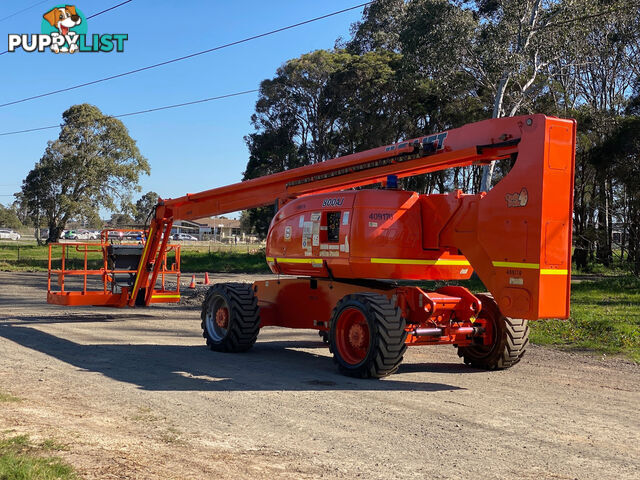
0;271;638;479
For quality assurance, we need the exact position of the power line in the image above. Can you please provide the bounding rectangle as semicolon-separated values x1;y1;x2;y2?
115;89;258;118
0;0;134;57
86;0;133;20
0;124;62;136
0;89;259;137
0;0;49;23
0;2;373;108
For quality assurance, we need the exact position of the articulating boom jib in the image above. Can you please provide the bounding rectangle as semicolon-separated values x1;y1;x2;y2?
47;114;576;377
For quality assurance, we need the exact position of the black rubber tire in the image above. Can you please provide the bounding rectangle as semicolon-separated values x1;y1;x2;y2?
201;283;260;353
457;293;529;370
329;293;407;379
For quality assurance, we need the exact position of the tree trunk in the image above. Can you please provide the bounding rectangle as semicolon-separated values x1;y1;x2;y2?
606;177;614;265
47;223;62;244
480;75;509;192
630;205;640;275
34;209;45;246
595;174;612;266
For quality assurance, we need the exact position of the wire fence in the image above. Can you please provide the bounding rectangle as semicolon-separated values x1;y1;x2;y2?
0;238;266;270
2;236;636;276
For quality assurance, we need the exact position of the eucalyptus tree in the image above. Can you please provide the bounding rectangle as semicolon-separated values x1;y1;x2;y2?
20;104;149;243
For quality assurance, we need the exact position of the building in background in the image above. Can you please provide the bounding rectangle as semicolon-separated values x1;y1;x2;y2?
170;219;202;238
172;216;256;242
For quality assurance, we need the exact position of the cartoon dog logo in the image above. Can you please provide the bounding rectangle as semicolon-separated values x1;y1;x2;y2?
505;188;528;208
42;5;82;53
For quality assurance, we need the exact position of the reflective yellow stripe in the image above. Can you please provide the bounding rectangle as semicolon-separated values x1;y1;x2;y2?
151;294;181;299
276;257;323;264
493;261;568;275
273;256;566;274
492;261;540;269
540;269;568;275
132;225;153;295
370;258;470;266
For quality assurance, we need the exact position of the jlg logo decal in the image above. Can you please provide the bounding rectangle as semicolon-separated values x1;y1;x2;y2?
505;188;528;208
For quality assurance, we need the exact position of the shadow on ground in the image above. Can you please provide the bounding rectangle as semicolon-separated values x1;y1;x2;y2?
0;313;156;324
0;324;471;393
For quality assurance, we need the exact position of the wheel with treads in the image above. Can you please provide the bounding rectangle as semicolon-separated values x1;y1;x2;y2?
457;293;529;369
329;293;407;378
201;283;260;352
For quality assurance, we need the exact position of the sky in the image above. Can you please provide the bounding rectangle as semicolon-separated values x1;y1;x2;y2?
0;0;366;217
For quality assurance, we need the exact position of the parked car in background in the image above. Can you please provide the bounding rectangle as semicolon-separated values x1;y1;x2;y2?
0;229;21;240
107;230;125;240
173;233;198;241
69;229;99;240
125;230;144;241
104;230;145;242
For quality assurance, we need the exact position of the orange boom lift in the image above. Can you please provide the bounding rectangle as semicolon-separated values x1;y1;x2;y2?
48;114;576;377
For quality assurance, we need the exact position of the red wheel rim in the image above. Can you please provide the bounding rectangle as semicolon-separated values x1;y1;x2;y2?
336;307;370;365
215;307;229;329
474;309;496;351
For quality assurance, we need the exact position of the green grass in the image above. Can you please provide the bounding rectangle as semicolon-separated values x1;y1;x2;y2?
530;276;640;362
0;242;269;274
0;435;77;480
39;440;69;452
0;243;53;271
0;243;104;272
423;275;640;362
0;392;21;403
180;250;270;273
